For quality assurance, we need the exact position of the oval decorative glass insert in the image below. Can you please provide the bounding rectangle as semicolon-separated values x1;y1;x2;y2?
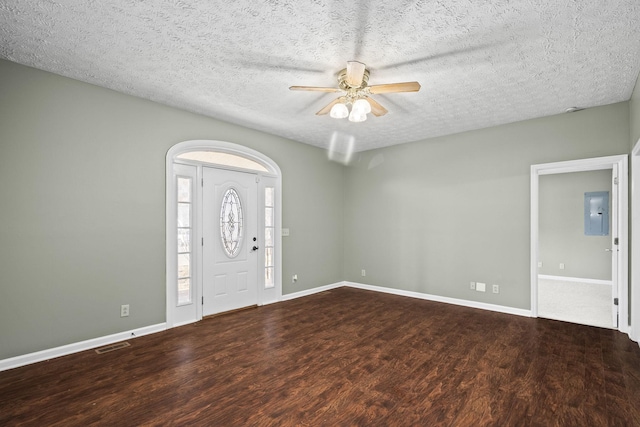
220;188;244;257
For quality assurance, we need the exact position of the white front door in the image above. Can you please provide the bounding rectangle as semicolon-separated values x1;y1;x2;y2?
202;167;258;315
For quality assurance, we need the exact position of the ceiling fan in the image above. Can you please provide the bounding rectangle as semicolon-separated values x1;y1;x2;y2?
290;61;421;123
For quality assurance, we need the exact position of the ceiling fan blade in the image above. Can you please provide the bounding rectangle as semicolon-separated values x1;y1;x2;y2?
368;82;421;94
346;61;366;87
289;86;342;92
366;97;388;117
316;97;345;115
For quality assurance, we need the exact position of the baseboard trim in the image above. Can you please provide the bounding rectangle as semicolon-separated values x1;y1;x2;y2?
0;323;166;372
280;282;345;301
282;281;531;317
538;275;612;286
345;282;532;317
0;281;535;371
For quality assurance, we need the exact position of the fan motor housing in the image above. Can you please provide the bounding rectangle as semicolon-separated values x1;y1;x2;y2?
338;68;370;90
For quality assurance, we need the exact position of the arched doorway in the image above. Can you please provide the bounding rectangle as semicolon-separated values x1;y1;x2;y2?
166;140;282;327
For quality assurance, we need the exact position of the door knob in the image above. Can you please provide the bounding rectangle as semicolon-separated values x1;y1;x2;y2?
252;245;259;251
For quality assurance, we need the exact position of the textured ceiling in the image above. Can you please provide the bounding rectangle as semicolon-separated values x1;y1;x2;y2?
1;0;640;152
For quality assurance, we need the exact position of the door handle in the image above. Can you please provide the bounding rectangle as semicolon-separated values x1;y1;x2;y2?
252;246;259;251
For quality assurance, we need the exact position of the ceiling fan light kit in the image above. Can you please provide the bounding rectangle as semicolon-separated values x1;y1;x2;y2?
330;97;371;122
290;61;421;123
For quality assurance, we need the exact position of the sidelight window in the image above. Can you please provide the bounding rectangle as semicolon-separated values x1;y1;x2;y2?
264;187;275;288
177;176;192;305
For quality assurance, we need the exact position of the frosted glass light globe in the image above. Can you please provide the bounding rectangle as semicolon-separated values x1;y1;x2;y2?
329;103;349;119
352;98;372;115
348;110;367;123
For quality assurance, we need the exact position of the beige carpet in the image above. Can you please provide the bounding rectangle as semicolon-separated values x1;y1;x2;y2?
537;277;613;329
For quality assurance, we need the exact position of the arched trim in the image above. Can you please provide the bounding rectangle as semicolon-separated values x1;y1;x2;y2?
168;140;281;176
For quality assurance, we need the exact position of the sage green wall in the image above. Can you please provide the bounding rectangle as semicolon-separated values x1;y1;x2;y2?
539;170;612;280
1;56;635;361
631;72;640;148
0;60;344;360
343;103;630;310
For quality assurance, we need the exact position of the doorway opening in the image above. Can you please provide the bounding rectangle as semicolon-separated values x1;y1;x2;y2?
530;155;628;332
166;140;282;328
537;169;613;328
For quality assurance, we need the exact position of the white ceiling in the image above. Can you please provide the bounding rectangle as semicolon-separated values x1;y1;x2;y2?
2;0;640;152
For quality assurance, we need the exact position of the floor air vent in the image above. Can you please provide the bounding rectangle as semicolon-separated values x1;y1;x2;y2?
95;341;130;354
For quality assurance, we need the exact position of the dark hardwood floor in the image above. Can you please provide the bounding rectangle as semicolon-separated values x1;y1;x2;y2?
1;287;640;426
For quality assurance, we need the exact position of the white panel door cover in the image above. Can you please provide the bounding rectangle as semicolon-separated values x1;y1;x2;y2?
202;167;258;315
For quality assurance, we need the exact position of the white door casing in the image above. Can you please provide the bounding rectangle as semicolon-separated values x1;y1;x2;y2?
530;155;628;333
631;139;640;344
610;164;620;327
203;167;258;315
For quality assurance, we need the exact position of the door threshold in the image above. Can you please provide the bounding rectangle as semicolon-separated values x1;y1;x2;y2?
205;304;258;318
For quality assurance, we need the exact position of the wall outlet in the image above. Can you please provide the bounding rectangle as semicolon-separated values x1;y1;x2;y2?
292;274;298;283
492;284;499;294
476;282;486;292
537;261;543;268
120;304;129;317
470;281;476;290
361;269;366;277
559;263;565;270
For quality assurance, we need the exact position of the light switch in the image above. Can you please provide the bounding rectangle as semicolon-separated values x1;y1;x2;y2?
282;228;290;236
